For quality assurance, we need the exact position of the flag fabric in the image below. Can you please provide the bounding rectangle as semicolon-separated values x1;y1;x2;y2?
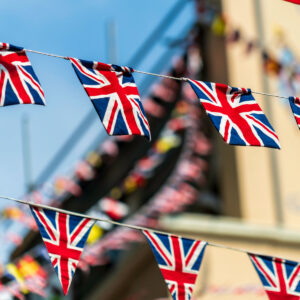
249;253;300;299
284;0;300;4
188;79;280;149
69;58;151;140
288;97;300;129
143;230;207;300
0;43;23;52
0;42;45;106
30;206;95;295
5;263;27;293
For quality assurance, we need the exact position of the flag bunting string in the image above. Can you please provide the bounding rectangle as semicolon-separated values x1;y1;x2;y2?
0;195;293;263
23;47;291;100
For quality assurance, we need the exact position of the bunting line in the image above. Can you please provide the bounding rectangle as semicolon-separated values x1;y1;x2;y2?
0;195;294;263
22;47;291;100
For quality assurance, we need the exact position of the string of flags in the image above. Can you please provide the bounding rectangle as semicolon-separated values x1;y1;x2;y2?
69;57;151;140
78;90;213;271
196;0;300;97
1;195;300;300
0;42;299;149
1;5;299;297
0;67;195;286
3;254;48;298
0;52;295;300
0;101;192;296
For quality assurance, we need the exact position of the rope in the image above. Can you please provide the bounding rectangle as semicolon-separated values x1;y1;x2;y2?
24;49;68;60
22;47;292;100
134;69;188;82
252;90;289;100
0;195;294;262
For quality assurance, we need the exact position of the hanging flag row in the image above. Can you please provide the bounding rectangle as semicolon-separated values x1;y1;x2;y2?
0;43;299;149
0;43;150;140
2;198;300;300
1;82;194;280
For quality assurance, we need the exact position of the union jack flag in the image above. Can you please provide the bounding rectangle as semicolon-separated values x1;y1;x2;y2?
69;58;151;140
249;254;300;299
30;206;95;295
0;42;45;106
289;97;300;129
284;0;300;4
143;230;207;300
188;79;280;148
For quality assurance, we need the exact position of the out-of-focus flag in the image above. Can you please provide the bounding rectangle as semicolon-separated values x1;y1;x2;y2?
75;161;95;181
6;232;22;246
2;206;37;230
85;151;102;167
5;263;27;294
86;224;103;245
98;198;128;220
54;176;82;197
0;42;45;106
16;255;47;297
17;255;47;280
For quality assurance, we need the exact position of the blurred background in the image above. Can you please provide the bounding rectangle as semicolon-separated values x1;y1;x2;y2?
0;0;300;299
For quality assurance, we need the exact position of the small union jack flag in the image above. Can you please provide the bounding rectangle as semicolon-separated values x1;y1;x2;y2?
30;206;95;295
284;0;300;4
0;42;45;106
143;230;207;300
188;79;280;148
288;97;300;129
249;253;300;299
69;58;151;140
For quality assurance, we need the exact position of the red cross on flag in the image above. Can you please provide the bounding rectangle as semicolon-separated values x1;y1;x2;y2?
143;230;207;300
284;0;300;4
30;206;95;295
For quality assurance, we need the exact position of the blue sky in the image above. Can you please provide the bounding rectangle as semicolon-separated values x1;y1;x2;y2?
0;0;194;199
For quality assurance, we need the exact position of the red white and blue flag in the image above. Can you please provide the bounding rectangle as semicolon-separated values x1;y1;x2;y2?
98;197;128;220
143;230;207;300
30;206;95;295
0;42;45;106
284;0;300;4
69;58;151;140
249;254;300;299
288;97;300;129
188;79;280;148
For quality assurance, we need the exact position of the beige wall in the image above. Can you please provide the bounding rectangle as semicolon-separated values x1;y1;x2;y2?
191;1;300;299
222;0;300;229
